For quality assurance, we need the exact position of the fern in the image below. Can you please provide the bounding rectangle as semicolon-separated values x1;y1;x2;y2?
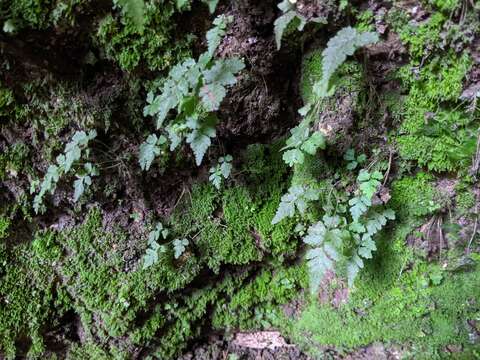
274;0;325;50
73;163;99;202
282;120;326;166
32;130;97;213
315;27;378;97
349;170;383;220
302;166;395;291
344;148;366;170
272;184;320;224
206;14;232;57
139;134;167;171
209;155;233;189
142;15;244;167
173;238;189;259
143;223;169;269
304;215;343;293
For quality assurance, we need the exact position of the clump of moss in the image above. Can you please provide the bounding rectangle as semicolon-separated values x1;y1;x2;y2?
395;52;473;172
455;182;476;216
2;0;87;31
399;12;446;60
0;142;30;180
391;172;440;219
0;217;9;239
425;0;460;12
95;1;192;72
0;231;67;359
212;264;308;331
355;9;375;32
0;85;14;117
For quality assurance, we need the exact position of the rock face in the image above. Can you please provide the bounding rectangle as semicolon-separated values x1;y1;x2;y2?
1;0;480;359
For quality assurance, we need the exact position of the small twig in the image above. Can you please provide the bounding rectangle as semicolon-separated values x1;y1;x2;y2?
467;206;479;252
383;149;394;186
171;186;187;213
469;133;480;178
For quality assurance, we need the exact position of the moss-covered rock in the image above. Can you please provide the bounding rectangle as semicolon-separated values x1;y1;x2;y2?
95;1;192;72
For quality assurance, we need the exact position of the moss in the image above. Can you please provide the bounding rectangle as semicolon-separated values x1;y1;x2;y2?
355;9;375;32
0;85;14;117
0;231;67;359
399;12;446;61
58;208;202;340
95;1;192;72
0;217;9;239
212;264;308;331
425;0;460;12
0;142;30;180
395;52;473;172
455;183;476;216
3;0;87;31
390;172;440;219
67;342;111;360
278;223;480;358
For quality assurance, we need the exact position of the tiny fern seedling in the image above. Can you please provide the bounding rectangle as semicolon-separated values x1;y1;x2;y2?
142;15;244;167
344;148;367;170
143;222;169;269
173;238;189;259
209;155;233;189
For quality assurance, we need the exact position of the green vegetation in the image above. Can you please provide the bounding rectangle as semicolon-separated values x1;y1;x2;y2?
141;14;245;167
1;0;479;358
96;1;192;72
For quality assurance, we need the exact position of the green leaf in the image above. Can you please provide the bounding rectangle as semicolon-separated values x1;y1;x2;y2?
173;238;189;259
344;148;355;161
220;160;232;178
203;0;219;13
300;132;326;155
357;169;371;182
200;83;226;111
349;196;370;221
305;246;336;294
346;161;358;170
187;130;214;166
139;134;162;171
203;58;245;86
282;149;305;167
274;10;297;50
206;15;233;57
3;20;16;33
318;27;378;96
284;124;310;149
303;221;327;246
349;221;366;233
347;253;364;287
